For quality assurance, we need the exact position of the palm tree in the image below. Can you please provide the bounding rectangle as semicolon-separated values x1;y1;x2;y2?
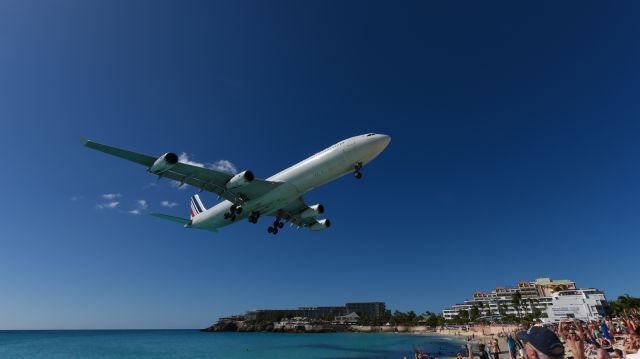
511;292;522;317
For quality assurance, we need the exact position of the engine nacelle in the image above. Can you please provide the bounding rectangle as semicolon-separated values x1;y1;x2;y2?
300;204;325;218
310;219;331;231
150;152;178;173
226;170;255;189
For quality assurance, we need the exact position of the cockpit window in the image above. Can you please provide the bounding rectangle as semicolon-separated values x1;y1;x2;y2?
366;133;375;136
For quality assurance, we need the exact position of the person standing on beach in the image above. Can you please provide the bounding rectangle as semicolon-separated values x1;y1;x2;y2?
478;344;490;359
467;343;476;359
507;333;518;359
491;339;501;359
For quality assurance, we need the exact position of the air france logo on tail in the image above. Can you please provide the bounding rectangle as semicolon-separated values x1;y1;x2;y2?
190;194;206;218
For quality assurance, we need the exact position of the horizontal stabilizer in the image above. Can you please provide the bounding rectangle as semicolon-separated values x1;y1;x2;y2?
150;213;192;225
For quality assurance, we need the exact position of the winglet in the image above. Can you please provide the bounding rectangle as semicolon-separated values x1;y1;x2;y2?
80;136;89;146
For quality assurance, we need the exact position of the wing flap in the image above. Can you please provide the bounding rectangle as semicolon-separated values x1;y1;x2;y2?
160;165;282;202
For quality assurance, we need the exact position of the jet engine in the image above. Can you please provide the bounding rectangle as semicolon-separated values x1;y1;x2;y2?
226;170;255;189
310;219;331;231
300;204;325;218
150;152;178;173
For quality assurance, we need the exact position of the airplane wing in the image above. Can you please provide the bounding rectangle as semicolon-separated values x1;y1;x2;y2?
278;196;326;228
82;138;282;203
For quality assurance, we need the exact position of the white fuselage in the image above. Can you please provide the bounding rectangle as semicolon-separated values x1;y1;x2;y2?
190;133;390;230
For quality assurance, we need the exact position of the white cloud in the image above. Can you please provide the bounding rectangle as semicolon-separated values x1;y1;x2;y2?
178;152;204;167
161;201;178;208
129;209;141;215
179;152;236;173
210;160;237;174
71;196;83;201
136;200;148;210
102;193;122;200
171;153;237;189
170;180;188;190
97;201;120;209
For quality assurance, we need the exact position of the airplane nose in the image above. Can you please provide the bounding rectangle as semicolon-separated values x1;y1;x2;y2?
380;134;391;147
369;134;390;154
375;134;391;150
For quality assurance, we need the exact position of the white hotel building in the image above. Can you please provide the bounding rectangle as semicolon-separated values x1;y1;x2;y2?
543;288;607;323
442;278;606;323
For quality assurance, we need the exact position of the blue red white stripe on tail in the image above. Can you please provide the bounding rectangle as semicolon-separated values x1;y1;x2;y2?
190;194;206;218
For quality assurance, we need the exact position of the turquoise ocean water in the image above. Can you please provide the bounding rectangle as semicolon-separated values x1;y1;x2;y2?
0;330;466;359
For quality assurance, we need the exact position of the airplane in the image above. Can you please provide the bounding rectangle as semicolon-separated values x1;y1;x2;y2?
82;133;390;235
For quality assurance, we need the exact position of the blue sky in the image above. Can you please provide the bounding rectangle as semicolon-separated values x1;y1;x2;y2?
1;1;640;329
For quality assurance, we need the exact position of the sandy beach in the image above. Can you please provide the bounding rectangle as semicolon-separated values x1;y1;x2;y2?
429;325;519;359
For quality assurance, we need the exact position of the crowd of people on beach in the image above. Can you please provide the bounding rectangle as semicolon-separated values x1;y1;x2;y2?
405;310;640;359
553;313;640;359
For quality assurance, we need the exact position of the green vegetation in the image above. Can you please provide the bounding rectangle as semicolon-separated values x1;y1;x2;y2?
358;310;445;326
604;294;640;316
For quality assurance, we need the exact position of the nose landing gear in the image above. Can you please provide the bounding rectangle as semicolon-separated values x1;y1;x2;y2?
267;218;285;235
354;161;363;179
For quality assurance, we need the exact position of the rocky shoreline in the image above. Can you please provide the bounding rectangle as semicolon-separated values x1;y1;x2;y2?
200;320;439;334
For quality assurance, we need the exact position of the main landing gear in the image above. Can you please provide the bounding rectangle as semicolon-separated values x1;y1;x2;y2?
267;218;285;235
354;161;363;179
224;204;243;221
248;211;260;224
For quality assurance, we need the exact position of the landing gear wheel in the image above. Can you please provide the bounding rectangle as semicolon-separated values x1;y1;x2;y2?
273;228;278;235
267;226;274;233
277;222;284;229
354;162;363;179
248;212;260;224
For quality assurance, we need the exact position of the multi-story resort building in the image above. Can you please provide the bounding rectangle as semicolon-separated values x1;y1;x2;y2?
345;302;387;319
442;277;606;323
243;302;387;322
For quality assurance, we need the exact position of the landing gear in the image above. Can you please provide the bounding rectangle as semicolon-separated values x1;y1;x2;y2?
230;204;242;215
354;161;363;179
225;204;243;221
268;218;284;235
248;211;260;224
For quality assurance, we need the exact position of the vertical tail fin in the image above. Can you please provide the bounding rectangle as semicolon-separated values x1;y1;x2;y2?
190;194;207;218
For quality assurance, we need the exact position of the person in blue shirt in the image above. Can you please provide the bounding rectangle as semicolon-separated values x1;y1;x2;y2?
602;321;612;341
507;333;518;359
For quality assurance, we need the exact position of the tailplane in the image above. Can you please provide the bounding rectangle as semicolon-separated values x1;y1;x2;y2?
150;213;191;226
190;194;207;218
